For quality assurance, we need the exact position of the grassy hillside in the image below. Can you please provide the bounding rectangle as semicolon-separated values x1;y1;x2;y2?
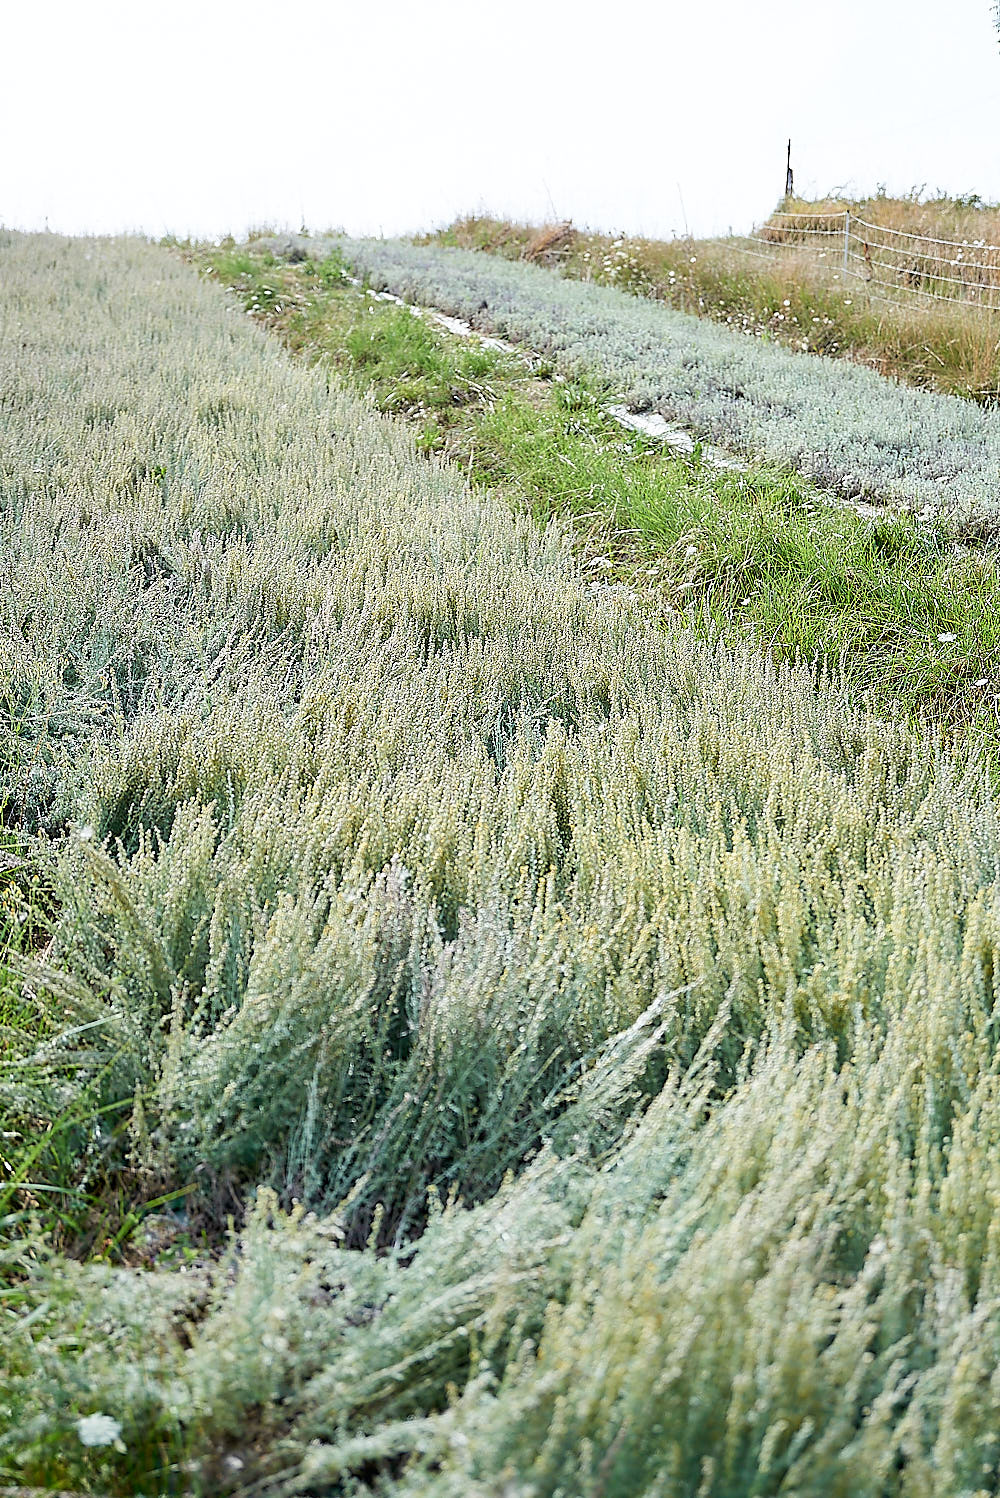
436;194;1000;401
198;240;1000;741
6;232;1000;1495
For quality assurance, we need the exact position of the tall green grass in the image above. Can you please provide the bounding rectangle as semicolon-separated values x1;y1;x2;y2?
4;232;1000;1494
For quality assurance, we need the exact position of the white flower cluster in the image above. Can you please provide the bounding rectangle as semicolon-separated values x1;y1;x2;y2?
76;1413;124;1449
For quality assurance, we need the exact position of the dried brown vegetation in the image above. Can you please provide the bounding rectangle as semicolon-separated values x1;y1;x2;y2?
522;219;576;263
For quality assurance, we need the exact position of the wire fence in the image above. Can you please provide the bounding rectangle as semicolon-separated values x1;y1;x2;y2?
730;210;1000;314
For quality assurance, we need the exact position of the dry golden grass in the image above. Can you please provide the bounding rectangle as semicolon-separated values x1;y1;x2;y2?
780;191;1000;245
764;194;1000;310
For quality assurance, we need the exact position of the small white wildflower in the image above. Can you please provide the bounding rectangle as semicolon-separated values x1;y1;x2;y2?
937;632;958;643
783;299;791;307
77;1412;123;1449
685;544;697;557
77;824;95;842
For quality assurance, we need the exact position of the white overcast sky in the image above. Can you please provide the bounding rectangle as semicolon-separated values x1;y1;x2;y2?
4;0;999;242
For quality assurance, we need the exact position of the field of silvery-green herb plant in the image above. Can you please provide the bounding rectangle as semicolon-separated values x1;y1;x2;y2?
5;229;1000;1495
327;236;1000;526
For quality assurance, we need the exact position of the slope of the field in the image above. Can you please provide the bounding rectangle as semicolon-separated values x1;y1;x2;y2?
323;235;1000;527
5;232;1000;1495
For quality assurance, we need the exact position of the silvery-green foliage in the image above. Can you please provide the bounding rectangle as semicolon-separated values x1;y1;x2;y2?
7;233;1000;1494
328;235;1000;520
